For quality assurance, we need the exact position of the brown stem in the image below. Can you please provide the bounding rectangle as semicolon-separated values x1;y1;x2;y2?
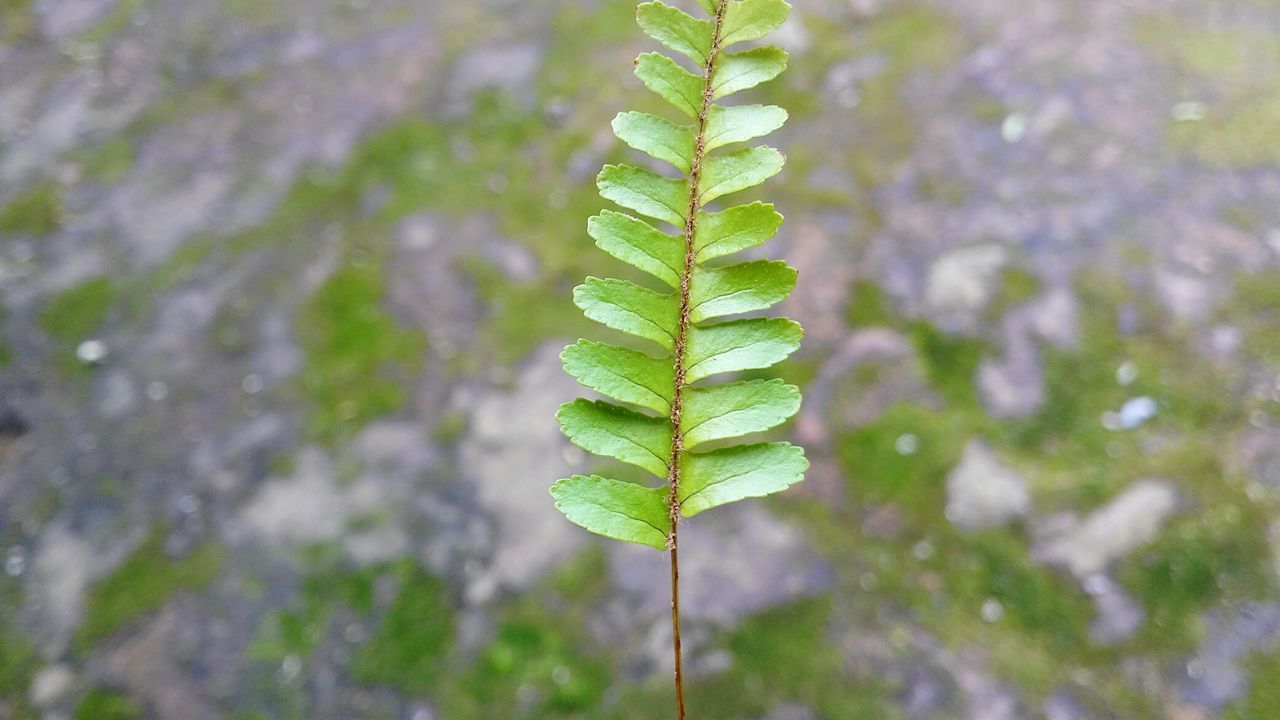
669;529;685;717
665;2;729;718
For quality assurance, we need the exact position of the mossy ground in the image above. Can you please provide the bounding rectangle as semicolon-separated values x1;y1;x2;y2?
198;1;1274;714
76;529;225;650
244;545;898;719
39;277;117;342
0;303;12;368
0;181;62;237
36;276;118;377
0;572;38;720
298;264;425;443
1137;16;1280;168
73;688;143;720
815;268;1278;710
32;0;1280;715
0;0;36;43
74;137;136;183
1224;647;1280;720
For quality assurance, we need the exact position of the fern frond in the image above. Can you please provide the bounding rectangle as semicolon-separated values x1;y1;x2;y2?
552;0;804;550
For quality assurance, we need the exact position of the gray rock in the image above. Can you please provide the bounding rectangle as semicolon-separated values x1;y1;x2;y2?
977;330;1044;419
235;443;406;563
95;369;136;418
235;447;348;545
30;663;75;708
902;663;958;720
29;525;95;655
445;41;543;116
925;244;1009;319
105;608;222;720
951;654;1024;720
461;342;587;601
765;703;817;720
1027;288;1079;348
1155;268;1212;323
610;504;830;625
1183;603;1280;709
36;0;119;39
945;440;1031;530
1043;690;1098;720
234;422;431;563
1034;479;1180;579
1083;574;1144;644
481;237;539;282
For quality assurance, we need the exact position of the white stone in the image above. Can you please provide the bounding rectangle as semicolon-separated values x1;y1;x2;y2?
237;448;348;544
945;440;1031;530
1035;479;1180;579
977;334;1044;419
461;342;587;600
30;527;95;654
30;664;75;707
610;504;829;625
96;370;136;418
925;244;1009;315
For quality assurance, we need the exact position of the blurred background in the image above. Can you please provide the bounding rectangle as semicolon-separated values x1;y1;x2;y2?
1;0;1279;718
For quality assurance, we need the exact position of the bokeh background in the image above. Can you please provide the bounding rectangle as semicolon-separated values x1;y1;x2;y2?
2;0;1280;718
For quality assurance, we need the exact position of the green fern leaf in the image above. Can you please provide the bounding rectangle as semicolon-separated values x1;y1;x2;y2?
689;260;795;321
679;442;807;516
574;277;680;349
551;475;670;549
720;0;791;47
634;52;703;118
705;104;788;150
695;202;784;260
685;317;802;383
557;399;672;477
612;112;697;173
682;379;801;447
712;46;789;98
596;164;688;226
637;2;714;64
561;340;673;414
551;0;804;552
698;145;785;202
588;210;684;288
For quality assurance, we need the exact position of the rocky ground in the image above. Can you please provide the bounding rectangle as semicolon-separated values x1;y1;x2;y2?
2;0;1279;718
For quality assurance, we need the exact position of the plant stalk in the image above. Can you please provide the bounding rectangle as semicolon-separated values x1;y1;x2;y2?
665;2;729;717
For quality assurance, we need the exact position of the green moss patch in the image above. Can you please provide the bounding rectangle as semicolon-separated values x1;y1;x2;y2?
844;280;897;328
0;575;38;720
1137;18;1280;167
298;264;425;443
1;0;36;42
434;549;614;717
1229;269;1280;367
814;267;1276;708
351;562;454;696
39;277;117;342
75;137;136;183
1225;647;1280;720
0;182;62;236
838;402;971;522
250;553;379;662
613;597;896;720
76;529;225;650
73;688;143;720
1122;502;1275;652
986;267;1042;320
